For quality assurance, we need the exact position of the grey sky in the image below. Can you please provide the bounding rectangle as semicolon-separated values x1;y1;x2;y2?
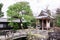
0;0;60;18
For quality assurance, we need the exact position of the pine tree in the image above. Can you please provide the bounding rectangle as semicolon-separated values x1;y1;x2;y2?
0;3;4;17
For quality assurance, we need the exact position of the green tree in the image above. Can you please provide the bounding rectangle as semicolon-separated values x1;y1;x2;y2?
55;8;60;27
0;3;4;17
7;2;34;30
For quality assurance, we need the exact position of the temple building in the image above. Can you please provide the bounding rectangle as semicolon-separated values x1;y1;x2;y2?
36;9;54;30
0;18;28;30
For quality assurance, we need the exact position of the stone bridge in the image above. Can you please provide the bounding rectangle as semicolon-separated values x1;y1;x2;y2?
0;29;48;40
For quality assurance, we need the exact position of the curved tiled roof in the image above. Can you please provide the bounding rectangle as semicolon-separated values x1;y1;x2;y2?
36;10;54;19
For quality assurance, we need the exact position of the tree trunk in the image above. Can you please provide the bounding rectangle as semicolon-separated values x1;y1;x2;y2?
20;19;23;29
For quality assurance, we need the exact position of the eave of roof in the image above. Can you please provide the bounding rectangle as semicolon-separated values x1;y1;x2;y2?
36;16;54;20
0;18;26;22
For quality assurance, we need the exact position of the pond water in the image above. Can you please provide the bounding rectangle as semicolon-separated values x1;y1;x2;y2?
14;37;27;40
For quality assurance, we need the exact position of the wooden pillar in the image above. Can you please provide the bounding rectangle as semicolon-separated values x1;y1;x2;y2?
42;20;44;30
46;20;50;30
46;20;48;30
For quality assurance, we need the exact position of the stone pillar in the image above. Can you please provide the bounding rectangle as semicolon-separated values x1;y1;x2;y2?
42;20;44;30
36;19;39;29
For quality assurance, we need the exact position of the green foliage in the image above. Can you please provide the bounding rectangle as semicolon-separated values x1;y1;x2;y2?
8;22;19;30
31;19;36;28
7;2;34;29
7;2;33;17
55;8;60;27
0;3;4;17
22;22;31;29
56;17;60;27
23;15;34;22
22;18;36;28
0;3;3;11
